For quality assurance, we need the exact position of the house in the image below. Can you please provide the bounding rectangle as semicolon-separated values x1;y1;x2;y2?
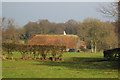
28;35;81;51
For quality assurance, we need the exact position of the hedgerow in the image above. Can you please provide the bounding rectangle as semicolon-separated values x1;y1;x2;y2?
2;43;66;61
103;48;120;60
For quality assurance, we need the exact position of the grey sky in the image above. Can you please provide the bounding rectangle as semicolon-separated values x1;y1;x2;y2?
2;2;112;27
0;2;2;17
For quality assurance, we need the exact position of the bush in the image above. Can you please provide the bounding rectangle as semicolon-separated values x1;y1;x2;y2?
80;47;90;52
2;43;66;61
103;48;120;60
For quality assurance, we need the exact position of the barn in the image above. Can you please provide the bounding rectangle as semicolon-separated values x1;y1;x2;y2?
28;35;81;51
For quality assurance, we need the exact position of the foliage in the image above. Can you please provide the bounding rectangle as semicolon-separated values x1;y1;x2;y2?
2;17;20;43
2;43;66;61
80;47;89;52
77;18;118;52
2;17;118;52
98;2;120;47
103;48;120;60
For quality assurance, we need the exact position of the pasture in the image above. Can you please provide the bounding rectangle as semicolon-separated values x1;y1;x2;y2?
2;52;118;78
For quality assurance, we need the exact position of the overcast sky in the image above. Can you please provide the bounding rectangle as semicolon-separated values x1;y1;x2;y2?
2;2;112;27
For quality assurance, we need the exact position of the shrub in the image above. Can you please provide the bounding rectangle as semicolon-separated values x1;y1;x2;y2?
2;43;66;61
103;48;120;60
2;43;14;59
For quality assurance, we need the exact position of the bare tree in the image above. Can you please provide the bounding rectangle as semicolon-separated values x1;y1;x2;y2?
99;2;118;21
99;1;120;48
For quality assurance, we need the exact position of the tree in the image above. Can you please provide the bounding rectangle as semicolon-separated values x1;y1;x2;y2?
99;2;118;20
65;19;79;35
99;1;120;47
2;17;19;43
54;23;65;34
118;1;120;47
78;18;117;52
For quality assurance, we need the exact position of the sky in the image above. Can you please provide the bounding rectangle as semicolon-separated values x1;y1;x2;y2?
2;2;113;27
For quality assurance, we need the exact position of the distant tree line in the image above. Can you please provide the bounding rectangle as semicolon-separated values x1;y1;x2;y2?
1;17;118;52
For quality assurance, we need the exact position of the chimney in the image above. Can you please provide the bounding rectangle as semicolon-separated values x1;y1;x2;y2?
64;31;66;35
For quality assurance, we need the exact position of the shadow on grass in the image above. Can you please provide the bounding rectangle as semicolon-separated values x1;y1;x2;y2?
34;57;119;70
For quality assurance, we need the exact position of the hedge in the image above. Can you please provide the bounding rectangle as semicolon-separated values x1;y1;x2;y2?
103;48;120;60
2;43;66;61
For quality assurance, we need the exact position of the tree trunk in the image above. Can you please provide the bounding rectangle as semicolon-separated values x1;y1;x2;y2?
33;51;36;59
91;40;94;53
118;1;120;48
94;41;97;53
39;53;40;59
53;56;55;61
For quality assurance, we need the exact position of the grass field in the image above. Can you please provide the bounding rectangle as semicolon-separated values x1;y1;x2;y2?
2;52;118;78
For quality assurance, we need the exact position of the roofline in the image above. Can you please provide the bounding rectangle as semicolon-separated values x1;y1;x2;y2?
35;34;79;37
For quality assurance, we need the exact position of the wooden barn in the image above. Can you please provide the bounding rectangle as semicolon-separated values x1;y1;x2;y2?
28;35;81;51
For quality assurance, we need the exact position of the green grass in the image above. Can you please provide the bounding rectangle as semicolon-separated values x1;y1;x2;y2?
2;52;118;78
